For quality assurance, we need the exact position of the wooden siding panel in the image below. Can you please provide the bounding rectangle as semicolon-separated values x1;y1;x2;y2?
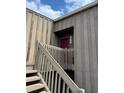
94;7;98;60
76;12;86;89
57;22;61;31
26;12;32;54
42;19;47;43
53;5;98;93
28;14;38;64
86;10;93;93
66;17;72;28
61;20;65;30
36;17;43;42
74;14;84;88
54;16;74;32
89;7;98;93
55;22;59;31
26;9;53;64
47;21;53;44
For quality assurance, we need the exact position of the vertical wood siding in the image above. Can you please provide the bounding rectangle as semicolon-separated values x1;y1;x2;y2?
26;9;53;64
53;6;98;93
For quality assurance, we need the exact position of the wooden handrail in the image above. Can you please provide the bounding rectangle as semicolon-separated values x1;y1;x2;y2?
35;42;85;93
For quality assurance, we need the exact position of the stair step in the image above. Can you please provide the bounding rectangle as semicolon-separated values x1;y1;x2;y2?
39;91;48;93
26;67;33;70
26;70;37;74
26;83;45;92
26;76;40;83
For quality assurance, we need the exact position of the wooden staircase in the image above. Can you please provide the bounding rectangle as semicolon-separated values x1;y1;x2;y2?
26;42;85;93
26;70;49;93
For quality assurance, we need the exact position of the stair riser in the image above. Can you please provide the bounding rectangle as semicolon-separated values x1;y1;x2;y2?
26;73;37;77
26;80;40;86
28;88;45;93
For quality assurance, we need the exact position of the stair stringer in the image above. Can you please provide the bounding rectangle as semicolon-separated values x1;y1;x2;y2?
38;72;51;93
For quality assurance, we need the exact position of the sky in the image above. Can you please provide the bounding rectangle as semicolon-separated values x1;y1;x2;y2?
26;0;95;19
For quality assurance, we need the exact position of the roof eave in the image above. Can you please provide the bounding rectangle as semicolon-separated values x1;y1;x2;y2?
26;8;54;21
54;1;98;22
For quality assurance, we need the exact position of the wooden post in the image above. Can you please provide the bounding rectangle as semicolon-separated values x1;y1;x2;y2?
64;48;68;69
79;89;85;93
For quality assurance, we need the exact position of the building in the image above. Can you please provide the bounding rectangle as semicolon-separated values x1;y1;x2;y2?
26;1;98;93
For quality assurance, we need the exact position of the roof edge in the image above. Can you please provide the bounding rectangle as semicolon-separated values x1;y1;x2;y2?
26;8;54;21
54;1;98;22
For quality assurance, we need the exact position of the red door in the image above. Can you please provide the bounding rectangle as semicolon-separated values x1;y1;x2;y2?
60;37;69;49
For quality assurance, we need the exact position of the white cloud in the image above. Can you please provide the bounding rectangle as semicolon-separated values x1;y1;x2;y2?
26;0;37;11
26;0;64;19
39;4;64;19
26;0;95;19
65;0;95;12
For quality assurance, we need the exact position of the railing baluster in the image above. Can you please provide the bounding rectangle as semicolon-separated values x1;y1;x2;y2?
43;45;47;79
53;48;56;60
59;50;61;64
43;55;47;79
51;67;54;93
40;52;44;73
66;86;69;93
48;63;52;88
41;54;45;76
58;75;61;93
45;59;49;83
37;49;41;72
54;71;58;93
39;51;43;73
62;82;65;93
45;56;48;80
41;53;44;76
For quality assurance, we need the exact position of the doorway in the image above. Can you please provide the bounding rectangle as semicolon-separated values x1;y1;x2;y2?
54;26;75;81
60;37;69;48
55;27;74;49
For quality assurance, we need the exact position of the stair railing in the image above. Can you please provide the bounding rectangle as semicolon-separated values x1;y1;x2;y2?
35;42;85;93
42;43;66;69
41;43;74;70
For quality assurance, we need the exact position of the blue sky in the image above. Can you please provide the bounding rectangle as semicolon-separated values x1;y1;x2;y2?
26;0;95;19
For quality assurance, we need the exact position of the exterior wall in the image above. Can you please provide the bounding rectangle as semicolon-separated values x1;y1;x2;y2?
26;9;53;64
53;5;98;93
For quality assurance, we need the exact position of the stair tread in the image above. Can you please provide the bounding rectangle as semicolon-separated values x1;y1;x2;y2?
39;91;48;93
26;70;37;74
27;83;45;92
26;76;40;83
